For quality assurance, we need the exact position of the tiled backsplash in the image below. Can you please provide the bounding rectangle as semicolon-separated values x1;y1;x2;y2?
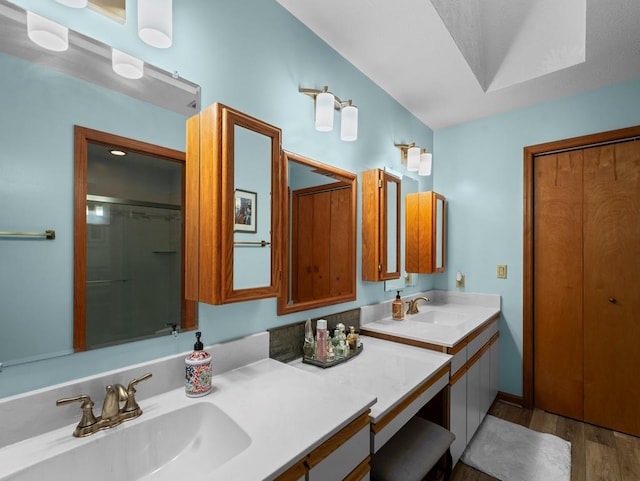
269;308;360;363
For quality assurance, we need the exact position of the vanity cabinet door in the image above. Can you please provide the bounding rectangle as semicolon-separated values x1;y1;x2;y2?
405;191;446;274
466;359;481;442
362;169;401;281
449;371;468;465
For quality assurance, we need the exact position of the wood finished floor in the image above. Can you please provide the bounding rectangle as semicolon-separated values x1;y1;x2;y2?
451;400;640;481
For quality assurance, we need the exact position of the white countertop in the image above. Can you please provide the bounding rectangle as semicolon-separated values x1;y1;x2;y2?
291;336;451;423
361;297;500;348
0;358;376;481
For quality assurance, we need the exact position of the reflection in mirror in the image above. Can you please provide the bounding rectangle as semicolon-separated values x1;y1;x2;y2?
278;151;357;315
233;125;273;290
75;127;196;351
0;0;200;368
385;174;419;291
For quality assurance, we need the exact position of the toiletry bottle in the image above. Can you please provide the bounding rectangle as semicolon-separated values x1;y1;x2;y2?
347;326;358;350
185;331;212;397
316;319;328;362
303;319;315;358
392;291;405;320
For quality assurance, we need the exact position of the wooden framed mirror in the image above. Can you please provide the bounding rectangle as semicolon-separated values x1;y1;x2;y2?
278;151;357;315
361;168;401;282
186;103;283;305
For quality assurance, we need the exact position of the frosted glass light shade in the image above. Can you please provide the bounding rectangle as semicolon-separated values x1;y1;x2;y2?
112;49;144;79
315;91;335;132
407;146;420;171
55;0;88;7
340;104;358;141
138;0;173;48
27;12;68;52
419;151;432;176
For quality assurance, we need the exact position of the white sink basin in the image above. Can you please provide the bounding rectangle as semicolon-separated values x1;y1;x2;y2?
409;310;470;327
3;402;251;481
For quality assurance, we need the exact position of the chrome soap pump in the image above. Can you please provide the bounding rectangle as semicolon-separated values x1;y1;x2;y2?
185;331;212;397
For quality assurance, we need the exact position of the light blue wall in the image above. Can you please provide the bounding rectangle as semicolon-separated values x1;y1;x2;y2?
0;52;186;364
1;0;433;397
432;76;640;396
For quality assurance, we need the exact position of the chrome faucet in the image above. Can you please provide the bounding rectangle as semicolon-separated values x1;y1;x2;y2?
57;373;152;437
407;296;430;315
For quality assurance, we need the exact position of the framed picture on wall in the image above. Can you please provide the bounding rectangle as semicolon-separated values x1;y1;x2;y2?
234;189;257;233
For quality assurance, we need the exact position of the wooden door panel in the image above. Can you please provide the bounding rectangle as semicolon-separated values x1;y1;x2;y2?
583;141;640;436
533;151;585;419
330;188;353;296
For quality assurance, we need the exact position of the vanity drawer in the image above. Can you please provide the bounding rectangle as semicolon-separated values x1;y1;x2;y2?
307;413;371;481
467;317;498;360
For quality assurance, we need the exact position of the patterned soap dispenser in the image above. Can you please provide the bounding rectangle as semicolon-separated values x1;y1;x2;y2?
185;331;212;397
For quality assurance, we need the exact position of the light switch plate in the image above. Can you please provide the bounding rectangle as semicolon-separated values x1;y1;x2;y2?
497;265;507;279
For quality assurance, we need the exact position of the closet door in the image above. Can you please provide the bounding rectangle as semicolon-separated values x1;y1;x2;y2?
583;141;640;436
533;151;584;420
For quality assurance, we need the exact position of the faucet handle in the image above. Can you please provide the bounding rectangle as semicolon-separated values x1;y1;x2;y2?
122;372;153;415
56;394;98;435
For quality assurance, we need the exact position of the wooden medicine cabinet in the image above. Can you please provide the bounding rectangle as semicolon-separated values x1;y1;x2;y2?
362;169;401;281
405;191;446;274
185;103;283;304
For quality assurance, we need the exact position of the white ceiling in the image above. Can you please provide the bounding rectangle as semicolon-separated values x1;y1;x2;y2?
276;0;640;130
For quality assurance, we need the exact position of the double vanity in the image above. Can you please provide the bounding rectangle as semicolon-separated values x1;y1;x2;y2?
0;291;500;481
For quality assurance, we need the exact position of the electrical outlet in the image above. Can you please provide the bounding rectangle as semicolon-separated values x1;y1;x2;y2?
497;265;507;279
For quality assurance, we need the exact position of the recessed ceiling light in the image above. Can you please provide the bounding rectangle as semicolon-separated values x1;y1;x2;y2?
109;150;126;156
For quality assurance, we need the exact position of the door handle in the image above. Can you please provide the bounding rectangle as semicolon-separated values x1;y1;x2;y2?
609;297;617;304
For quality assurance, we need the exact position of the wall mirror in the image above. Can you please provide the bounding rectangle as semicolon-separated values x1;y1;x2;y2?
385;173;419;291
187;103;282;305
278;151;357;315
74;127;196;351
0;0;200;368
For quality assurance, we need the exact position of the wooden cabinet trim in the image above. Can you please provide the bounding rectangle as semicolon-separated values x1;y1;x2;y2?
371;364;450;434
273;459;307;481
360;329;449;353
306;411;371;470
343;456;371;481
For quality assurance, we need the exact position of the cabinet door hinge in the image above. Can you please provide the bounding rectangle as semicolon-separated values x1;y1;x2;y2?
378;263;382;272
378;179;383;188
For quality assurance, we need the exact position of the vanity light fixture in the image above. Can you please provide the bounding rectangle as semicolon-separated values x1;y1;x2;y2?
395;143;433;176
111;48;144;79
26;11;69;52
340;100;358;142
138;0;173;48
55;0;88;8
419;150;433;176
299;86;359;141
